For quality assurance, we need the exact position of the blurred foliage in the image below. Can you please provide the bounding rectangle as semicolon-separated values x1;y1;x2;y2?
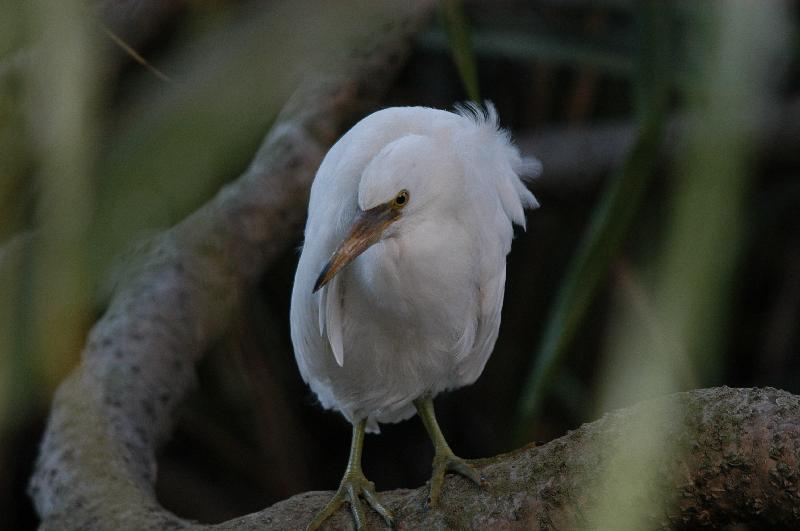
91;1;393;286
515;0;671;439
0;2;426;525
440;0;480;102
420;19;635;77
0;0;396;430
1;1;799;529
589;3;790;528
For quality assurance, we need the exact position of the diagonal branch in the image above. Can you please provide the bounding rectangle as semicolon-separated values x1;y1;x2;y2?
26;3;800;530
28;3;435;529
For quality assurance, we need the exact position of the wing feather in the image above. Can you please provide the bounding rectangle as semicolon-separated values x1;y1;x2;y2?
317;284;327;336
325;276;345;367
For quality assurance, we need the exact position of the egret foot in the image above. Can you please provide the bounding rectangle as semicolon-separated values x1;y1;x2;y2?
414;396;486;507
307;419;394;531
427;448;483;507
307;470;394;530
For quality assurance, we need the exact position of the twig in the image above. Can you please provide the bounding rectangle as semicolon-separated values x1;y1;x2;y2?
99;22;173;83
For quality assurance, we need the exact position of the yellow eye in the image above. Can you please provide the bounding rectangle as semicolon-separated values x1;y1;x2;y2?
391;189;410;209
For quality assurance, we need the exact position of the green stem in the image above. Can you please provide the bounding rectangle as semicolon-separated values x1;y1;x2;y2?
513;0;671;444
439;0;480;102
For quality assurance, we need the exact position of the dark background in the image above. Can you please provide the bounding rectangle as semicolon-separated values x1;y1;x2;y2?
2;1;799;527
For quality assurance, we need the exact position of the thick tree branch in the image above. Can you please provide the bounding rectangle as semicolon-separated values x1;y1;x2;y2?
28;2;434;529
219;387;800;530
26;3;800;530
34;380;800;529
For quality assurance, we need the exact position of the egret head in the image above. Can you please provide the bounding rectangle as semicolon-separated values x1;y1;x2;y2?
312;104;539;294
313;134;457;292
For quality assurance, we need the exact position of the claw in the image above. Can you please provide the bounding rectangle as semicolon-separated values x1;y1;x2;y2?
307;471;394;531
427;452;484;508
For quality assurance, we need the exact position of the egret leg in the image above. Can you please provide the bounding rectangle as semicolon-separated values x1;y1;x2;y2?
307;419;394;531
413;396;484;507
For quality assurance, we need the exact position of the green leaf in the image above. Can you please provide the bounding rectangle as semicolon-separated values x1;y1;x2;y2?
440;0;480;102
513;0;671;443
418;28;634;76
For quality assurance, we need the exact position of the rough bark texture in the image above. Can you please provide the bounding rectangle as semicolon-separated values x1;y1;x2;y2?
27;2;435;529
32;375;800;529
26;2;800;530
216;387;800;530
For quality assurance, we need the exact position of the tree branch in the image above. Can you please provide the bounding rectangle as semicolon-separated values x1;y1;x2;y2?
27;2;435;529
26;3;800;530
219;387;800;530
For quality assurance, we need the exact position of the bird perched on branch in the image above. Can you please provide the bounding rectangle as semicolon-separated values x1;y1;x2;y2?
290;103;540;530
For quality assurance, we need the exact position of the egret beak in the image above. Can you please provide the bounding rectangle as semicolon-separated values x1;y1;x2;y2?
313;203;400;293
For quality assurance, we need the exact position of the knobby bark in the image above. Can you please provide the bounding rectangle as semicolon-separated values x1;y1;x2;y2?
31;378;800;530
219;386;800;530
27;1;435;528
26;2;800;530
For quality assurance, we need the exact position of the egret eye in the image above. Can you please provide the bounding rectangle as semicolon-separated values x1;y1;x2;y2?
391;189;409;209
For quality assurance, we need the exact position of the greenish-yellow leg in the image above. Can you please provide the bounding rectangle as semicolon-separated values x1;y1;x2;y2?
307;419;394;531
414;396;484;507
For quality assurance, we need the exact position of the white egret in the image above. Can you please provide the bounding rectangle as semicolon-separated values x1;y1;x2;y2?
290;103;540;529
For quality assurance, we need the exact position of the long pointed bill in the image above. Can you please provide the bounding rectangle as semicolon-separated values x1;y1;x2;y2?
313;203;400;292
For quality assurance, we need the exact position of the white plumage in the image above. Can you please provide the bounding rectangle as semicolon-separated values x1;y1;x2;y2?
290;104;539;433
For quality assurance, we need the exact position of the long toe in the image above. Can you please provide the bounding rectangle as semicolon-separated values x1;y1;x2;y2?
447;456;484;487
361;482;395;528
427;454;485;508
307;490;347;531
307;475;394;531
346;483;369;530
